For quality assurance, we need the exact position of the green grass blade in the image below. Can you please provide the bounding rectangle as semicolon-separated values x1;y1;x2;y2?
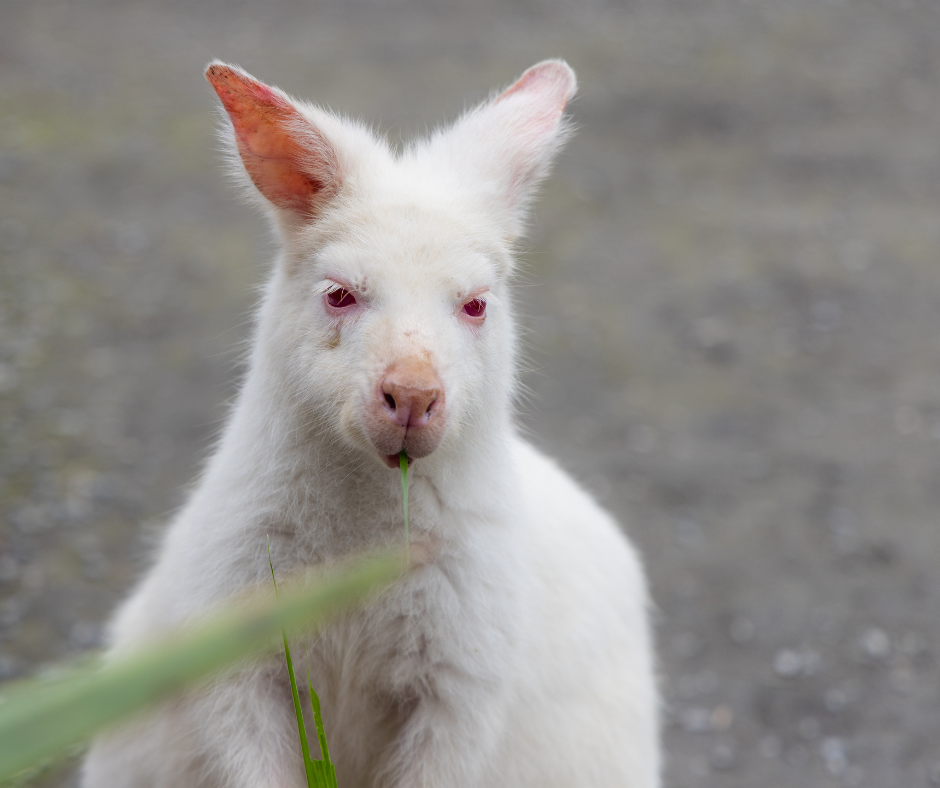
399;450;409;562
0;550;404;784
282;636;318;788
269;539;317;788
307;655;336;785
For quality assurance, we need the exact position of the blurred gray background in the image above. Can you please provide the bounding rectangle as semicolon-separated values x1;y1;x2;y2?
2;1;940;786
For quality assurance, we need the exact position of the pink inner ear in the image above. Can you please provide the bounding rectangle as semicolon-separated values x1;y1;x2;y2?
495;61;575;134
206;64;338;217
485;61;577;209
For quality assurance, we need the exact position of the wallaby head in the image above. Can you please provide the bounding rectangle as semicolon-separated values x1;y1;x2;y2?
206;61;577;471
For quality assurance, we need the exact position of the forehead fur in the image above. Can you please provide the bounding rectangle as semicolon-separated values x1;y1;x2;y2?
291;131;513;280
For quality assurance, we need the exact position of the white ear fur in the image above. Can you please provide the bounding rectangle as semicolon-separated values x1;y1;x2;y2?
426;60;578;239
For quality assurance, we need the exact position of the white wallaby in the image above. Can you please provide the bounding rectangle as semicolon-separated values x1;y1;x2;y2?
81;60;660;788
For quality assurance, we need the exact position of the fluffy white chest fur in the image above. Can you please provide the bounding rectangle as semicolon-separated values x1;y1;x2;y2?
82;60;660;788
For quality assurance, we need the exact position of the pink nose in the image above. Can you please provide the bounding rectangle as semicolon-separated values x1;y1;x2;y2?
364;358;447;461
381;374;442;429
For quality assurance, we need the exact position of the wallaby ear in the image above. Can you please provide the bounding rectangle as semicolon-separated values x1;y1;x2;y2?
431;60;577;238
205;62;340;221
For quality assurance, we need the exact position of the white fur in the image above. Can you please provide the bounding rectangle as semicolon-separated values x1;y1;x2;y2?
82;61;660;788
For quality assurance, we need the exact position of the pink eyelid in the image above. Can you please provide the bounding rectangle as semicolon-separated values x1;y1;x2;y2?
322;278;359;310
328;288;356;308
460;289;490;320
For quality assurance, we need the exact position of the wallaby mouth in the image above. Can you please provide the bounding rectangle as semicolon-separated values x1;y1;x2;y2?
382;452;411;469
364;357;448;468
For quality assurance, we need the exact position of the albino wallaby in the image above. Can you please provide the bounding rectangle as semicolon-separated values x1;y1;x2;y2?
82;60;660;788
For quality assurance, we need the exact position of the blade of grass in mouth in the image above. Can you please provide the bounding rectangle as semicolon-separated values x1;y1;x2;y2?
399;451;409;563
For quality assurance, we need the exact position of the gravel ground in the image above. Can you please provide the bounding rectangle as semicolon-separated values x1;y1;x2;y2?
2;1;940;786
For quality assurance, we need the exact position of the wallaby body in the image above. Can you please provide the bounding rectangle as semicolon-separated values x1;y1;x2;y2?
82;61;660;788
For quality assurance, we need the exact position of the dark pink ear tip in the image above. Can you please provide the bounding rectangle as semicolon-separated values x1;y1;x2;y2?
205;62;287;110
205;61;240;94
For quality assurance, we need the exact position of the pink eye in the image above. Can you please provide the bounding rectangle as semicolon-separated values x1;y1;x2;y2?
327;288;356;308
463;298;486;318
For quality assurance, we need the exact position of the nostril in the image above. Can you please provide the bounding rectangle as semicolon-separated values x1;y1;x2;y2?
384;393;396;411
426;400;436;415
